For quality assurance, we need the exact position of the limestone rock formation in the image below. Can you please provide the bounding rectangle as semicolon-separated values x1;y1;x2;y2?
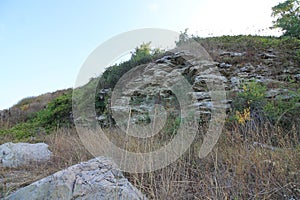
90;46;299;129
5;157;147;200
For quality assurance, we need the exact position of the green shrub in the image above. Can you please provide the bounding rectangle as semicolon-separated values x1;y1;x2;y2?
0;91;73;140
231;82;267;123
231;81;300;131
0;121;38;141
34;91;73;129
98;42;162;90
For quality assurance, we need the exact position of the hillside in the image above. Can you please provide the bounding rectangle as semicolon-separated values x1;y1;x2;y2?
0;89;72;127
1;35;300;199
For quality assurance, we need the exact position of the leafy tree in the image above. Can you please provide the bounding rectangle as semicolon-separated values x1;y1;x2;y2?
271;0;300;38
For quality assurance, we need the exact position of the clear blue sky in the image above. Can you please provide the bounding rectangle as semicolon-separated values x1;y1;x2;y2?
0;0;282;109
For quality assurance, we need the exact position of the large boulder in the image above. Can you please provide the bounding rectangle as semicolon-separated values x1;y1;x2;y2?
0;142;52;167
5;157;147;200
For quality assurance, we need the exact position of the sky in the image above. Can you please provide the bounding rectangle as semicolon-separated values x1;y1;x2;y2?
0;0;283;110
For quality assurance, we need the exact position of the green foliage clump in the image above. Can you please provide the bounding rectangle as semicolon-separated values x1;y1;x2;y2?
0;91;73;141
34;91;73;129
231;82;267;124
99;42;162;89
231;81;300;129
271;0;300;38
0;122;37;140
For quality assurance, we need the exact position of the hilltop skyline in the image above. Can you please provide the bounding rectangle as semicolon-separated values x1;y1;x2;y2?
0;0;282;109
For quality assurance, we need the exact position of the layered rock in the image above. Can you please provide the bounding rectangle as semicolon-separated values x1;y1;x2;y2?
96;51;228;126
93;48;299;127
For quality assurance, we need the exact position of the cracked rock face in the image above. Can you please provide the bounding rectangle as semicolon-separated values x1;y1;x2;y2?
94;49;300;127
5;157;147;200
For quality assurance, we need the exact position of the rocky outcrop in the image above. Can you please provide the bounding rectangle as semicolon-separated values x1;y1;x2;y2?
0;142;52;167
92;47;299;127
5;157;147;200
93;51;229;127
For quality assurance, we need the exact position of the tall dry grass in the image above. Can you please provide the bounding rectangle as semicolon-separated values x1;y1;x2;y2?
121;120;299;199
70;117;299;199
1;121;299;199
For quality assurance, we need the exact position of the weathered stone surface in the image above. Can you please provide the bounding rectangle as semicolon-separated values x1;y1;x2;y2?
240;63;255;73
0;142;52;167
5;157;147;200
220;51;246;57
218;62;232;68
259;52;277;59
230;77;240;86
189;92;211;100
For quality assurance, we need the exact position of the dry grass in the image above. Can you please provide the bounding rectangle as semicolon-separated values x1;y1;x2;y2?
123;121;299;199
44;128;92;169
1;122;299;199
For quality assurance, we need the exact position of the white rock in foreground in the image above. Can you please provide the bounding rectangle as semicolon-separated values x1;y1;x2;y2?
0;142;52;167
5;157;147;200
